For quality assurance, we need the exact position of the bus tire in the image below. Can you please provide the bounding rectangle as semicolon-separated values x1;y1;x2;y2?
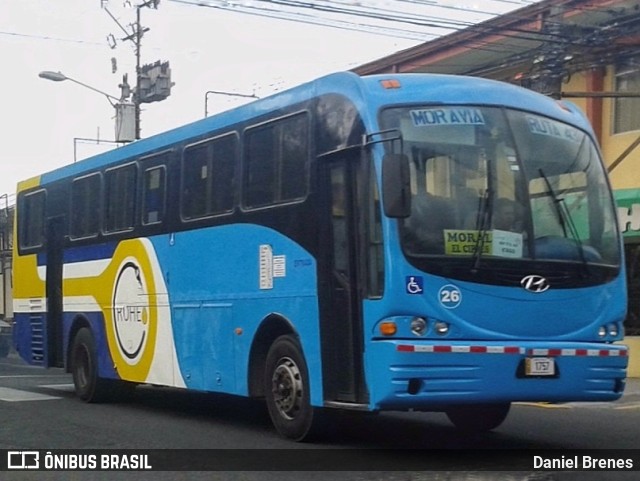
446;402;511;432
264;335;318;441
70;327;110;403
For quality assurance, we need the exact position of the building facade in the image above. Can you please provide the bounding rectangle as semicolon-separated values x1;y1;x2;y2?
0;198;13;321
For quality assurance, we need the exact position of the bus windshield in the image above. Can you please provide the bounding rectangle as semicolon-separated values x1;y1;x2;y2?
380;106;620;273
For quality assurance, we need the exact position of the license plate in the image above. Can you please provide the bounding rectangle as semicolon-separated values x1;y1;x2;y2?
525;357;555;376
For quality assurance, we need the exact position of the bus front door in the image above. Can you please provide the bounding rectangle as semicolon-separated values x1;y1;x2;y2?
319;156;366;405
45;216;65;368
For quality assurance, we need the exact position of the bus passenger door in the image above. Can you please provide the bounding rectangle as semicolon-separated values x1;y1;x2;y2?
45;216;65;368
319;155;366;404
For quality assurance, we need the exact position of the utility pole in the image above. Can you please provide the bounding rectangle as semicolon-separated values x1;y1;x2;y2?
104;0;173;140
133;2;146;140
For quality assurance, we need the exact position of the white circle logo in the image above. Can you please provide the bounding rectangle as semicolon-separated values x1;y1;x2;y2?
112;261;150;364
439;284;462;309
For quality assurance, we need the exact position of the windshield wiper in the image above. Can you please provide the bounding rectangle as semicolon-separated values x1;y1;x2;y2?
538;168;589;272
471;188;492;272
539;169;567;238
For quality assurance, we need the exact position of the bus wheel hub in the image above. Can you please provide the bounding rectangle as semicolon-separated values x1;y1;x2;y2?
272;357;303;420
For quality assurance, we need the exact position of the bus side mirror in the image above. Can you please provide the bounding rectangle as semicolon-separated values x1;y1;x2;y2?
382;153;411;218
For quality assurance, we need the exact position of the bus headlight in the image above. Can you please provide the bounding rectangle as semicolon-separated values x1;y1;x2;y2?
608;323;619;337
598;325;607;338
434;321;449;336
410;317;427;336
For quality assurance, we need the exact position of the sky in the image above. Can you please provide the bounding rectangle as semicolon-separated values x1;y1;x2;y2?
0;0;536;199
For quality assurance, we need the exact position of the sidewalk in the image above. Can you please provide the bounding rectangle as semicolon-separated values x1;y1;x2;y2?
522;378;640;410
621;377;640;402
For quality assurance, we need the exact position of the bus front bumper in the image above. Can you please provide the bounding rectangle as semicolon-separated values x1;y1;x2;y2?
366;339;628;411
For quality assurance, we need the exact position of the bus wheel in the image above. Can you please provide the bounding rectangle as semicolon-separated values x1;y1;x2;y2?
71;327;110;403
264;335;317;441
446;403;511;432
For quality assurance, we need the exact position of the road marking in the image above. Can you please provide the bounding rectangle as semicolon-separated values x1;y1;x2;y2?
614;402;640;410
515;402;570;409
517;400;640;410
39;383;75;392
0;387;62;402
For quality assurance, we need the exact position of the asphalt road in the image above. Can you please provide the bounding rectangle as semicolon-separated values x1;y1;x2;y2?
1;351;639;481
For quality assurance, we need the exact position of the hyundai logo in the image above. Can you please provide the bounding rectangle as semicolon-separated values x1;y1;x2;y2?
521;275;550;293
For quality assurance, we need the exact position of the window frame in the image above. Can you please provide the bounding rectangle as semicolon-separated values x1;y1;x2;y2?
180;131;239;222
18;188;47;251
103;162;138;235
140;149;172;227
613;57;640;134
242;111;310;211
70;172;102;240
141;164;167;226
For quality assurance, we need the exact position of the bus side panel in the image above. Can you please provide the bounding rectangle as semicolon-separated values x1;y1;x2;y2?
95;237;184;388
170;302;235;391
150;224;323;404
12;249;47;365
28;238;184;388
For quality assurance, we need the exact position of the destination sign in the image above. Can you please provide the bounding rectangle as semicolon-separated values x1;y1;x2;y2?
410;108;485;127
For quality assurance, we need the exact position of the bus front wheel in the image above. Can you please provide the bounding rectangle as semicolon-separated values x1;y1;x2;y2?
264;335;318;441
71;327;110;403
446;403;511;432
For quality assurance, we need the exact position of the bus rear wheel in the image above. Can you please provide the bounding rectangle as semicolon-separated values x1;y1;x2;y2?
446;403;511;432
71;327;110;403
264;335;318;441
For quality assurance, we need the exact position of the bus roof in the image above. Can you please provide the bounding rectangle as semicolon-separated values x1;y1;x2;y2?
23;71;590;191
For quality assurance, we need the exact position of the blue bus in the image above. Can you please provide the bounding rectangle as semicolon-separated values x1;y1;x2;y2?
13;72;628;440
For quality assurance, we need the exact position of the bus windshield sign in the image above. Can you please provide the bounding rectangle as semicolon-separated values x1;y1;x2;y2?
381;105;621;274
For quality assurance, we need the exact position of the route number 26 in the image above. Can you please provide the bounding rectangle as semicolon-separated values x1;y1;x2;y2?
439;285;462;309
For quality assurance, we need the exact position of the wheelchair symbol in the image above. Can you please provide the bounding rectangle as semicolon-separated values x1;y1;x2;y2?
406;276;424;294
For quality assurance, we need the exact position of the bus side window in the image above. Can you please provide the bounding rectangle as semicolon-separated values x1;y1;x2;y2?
245;125;277;208
18;190;46;250
182;134;237;219
142;166;166;225
104;164;136;233
70;173;101;239
243;112;309;209
182;143;209;219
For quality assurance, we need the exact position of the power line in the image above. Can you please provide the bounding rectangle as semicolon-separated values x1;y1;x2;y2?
168;0;610;63
172;0;488;38
0;1;591;57
6;0;633;84
0;30;104;46
169;0;608;51
168;0;437;40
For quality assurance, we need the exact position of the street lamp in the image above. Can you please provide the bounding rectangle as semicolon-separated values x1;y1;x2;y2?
39;71;120;104
38;70;136;142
